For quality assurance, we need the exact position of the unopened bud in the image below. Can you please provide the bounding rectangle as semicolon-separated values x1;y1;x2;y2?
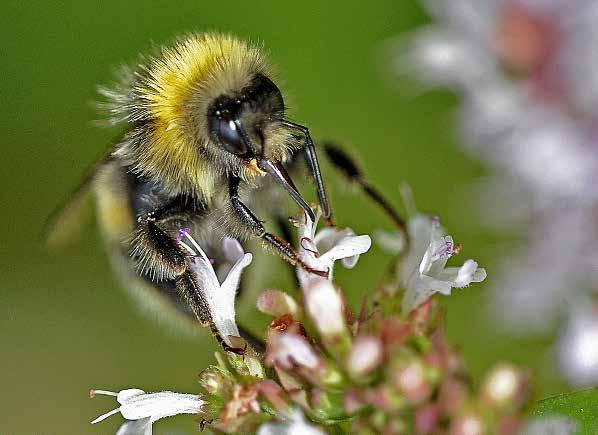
257;290;302;319
450;414;485;435
392;360;431;404
346;335;383;378
305;278;347;337
482;363;523;406
198;369;227;395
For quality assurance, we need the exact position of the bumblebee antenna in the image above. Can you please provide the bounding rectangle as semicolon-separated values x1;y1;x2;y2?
323;144;408;239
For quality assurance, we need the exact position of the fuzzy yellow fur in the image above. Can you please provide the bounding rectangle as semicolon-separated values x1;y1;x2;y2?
133;33;272;200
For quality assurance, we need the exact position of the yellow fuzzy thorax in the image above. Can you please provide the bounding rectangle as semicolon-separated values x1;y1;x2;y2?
134;33;270;199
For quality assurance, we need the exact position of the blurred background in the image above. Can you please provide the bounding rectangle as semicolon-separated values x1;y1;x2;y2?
2;0;577;433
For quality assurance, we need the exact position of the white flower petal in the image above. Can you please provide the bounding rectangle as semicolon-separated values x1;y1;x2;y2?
222;237;245;263
374;229;406;254
402;284;432;316
320;235;371;270
116;417;152;435
298;209;319;241
341;254;360;269
257;409;325;435
400;215;435;280
119;391;204;422
295;207;371;287
117;389;145;404
420;275;455;296
92;388;204;430
557;307;598;387
312;226;345;248
179;231;253;348
454;260;485;287
522;417;577;435
400;215;487;314
214;252;253;346
471;268;487;283
185;244;220;296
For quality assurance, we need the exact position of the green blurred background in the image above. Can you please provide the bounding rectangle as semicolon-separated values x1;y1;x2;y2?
2;1;564;433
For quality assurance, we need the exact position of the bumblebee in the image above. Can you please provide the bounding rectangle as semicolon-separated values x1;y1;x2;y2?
50;33;331;350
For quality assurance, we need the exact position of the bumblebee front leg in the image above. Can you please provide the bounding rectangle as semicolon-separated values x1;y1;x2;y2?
279;120;332;222
229;176;327;277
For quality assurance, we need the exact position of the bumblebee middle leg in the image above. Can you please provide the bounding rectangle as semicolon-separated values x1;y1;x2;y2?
229;176;327;277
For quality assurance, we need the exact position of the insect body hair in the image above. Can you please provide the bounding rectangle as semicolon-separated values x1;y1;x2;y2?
98;33;285;201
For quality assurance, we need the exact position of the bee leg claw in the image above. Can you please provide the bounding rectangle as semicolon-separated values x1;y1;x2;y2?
299;261;329;278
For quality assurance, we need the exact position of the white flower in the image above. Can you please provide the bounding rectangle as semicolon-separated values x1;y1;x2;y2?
296;208;371;288
521;416;577;435
90;388;204;434
557;305;598;387
400;215;487;314
177;230;252;348
257;409;325;435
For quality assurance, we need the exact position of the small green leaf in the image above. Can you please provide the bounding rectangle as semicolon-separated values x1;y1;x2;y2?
532;389;598;435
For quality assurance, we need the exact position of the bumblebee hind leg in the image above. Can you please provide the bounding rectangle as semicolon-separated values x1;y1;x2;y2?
130;213;187;281
128;198;217;333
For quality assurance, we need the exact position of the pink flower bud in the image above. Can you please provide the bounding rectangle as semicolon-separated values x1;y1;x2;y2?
304;278;347;337
392;361;431;404
346;335;383;377
482;364;524;406
257;290;302;319
415;404;441;434
265;332;320;370
450;414;485;435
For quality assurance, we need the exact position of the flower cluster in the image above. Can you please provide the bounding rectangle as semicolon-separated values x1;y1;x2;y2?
400;0;598;386
87;197;576;434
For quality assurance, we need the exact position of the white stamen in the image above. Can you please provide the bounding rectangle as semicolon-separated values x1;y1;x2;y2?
90;407;121;424
183;231;209;262
90;389;118;397
178;241;196;256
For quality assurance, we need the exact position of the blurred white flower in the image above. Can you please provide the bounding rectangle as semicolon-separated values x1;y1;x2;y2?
557;306;598;387
522;416;577;435
489;206;597;333
295;208;371;288
257;409;325;435
402;0;598;386
90;388;204;434
481;364;524;406
177;230;252;348
400;215;486;314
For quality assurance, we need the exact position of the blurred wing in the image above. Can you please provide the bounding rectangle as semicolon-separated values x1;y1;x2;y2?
44;147;113;248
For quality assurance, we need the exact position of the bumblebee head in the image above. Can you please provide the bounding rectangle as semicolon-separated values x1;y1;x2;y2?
207;74;284;164
207;74;316;220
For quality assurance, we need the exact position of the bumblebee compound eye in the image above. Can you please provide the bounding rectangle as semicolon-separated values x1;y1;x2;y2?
209;109;249;156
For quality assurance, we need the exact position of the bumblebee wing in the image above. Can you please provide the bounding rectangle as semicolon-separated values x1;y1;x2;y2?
44;148;113;248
